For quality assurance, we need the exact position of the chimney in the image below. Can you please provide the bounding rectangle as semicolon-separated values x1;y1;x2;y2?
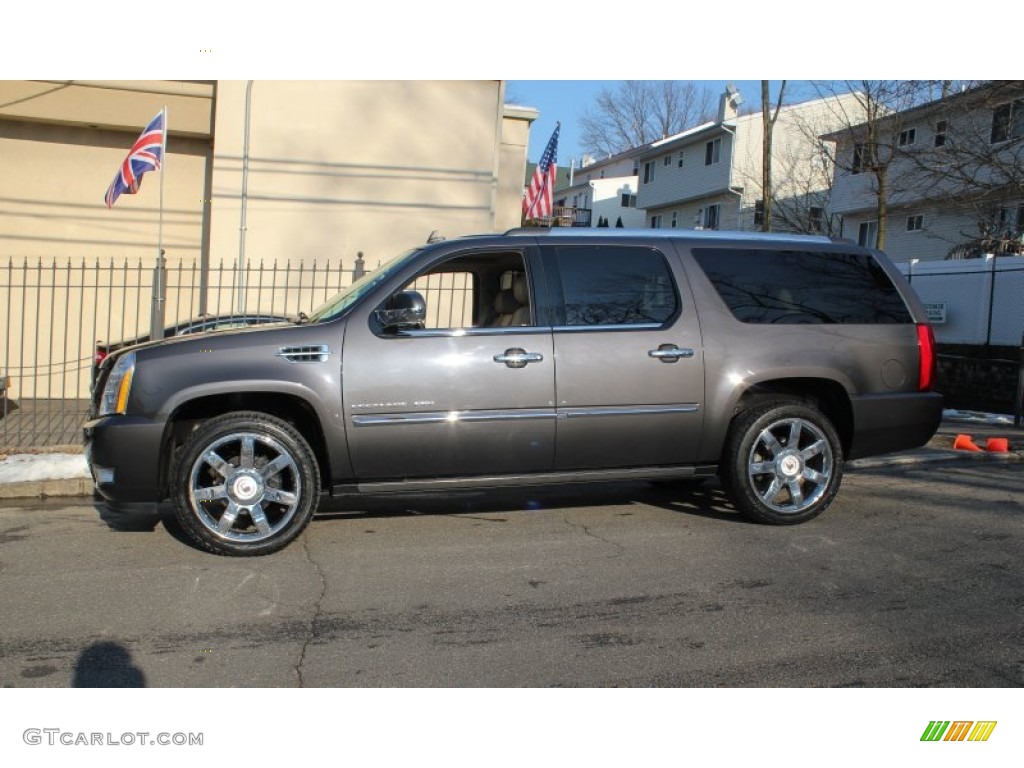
718;83;744;122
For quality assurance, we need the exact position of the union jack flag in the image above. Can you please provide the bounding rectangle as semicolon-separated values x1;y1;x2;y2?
104;109;165;209
523;123;559;221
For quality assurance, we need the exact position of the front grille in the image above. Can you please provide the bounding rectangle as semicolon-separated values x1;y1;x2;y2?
276;345;330;363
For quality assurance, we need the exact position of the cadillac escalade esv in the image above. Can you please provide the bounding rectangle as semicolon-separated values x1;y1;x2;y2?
85;229;943;556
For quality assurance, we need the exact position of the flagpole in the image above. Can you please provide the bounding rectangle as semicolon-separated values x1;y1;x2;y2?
153;106;168;339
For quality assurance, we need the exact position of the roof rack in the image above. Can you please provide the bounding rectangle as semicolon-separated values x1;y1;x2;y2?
503;227;833;244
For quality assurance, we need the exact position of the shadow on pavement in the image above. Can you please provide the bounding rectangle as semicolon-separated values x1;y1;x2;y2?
72;641;147;687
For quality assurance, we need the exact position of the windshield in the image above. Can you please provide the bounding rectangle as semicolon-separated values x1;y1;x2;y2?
307;248;423;323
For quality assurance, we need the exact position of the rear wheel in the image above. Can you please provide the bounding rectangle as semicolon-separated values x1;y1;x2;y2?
721;400;843;525
170;412;320;556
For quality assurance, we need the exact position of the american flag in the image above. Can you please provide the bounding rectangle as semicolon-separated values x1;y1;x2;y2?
522;123;559;221
104;109;165;209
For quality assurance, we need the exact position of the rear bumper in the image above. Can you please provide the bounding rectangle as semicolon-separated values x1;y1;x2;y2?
83;415;166;504
848;391;944;460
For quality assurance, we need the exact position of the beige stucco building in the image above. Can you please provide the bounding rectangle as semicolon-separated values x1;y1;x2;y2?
0;80;536;265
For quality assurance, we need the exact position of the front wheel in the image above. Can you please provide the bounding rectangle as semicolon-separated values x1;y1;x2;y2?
170;412;321;556
721;401;843;525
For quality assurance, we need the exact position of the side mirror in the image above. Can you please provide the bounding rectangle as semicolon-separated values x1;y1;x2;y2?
375;290;426;330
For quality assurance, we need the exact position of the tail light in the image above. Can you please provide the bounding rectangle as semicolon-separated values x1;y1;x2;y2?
916;323;936;391
95;346;107;365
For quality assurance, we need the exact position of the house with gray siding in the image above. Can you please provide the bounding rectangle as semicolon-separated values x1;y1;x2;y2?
636;87;865;234
826;81;1024;262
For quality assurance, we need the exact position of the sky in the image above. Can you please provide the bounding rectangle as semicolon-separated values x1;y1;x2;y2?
507;80;832;164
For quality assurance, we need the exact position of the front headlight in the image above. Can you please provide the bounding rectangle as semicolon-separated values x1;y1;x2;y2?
99;352;136;416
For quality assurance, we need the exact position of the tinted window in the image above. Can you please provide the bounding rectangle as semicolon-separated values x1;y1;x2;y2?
553;246;678;326
692;248;912;324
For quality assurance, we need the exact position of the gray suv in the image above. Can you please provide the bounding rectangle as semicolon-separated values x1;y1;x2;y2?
85;229;942;556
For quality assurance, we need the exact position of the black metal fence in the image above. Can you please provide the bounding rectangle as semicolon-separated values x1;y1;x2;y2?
1;256;363;449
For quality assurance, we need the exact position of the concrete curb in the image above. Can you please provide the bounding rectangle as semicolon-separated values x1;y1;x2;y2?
847;449;1023;470
0;477;92;500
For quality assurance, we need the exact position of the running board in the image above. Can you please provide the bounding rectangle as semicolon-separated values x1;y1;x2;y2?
331;465;718;496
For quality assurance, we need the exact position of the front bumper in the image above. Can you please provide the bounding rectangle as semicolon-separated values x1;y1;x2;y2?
83;414;166;504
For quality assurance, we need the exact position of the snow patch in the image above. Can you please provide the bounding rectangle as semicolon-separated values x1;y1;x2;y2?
0;453;89;483
943;409;1016;426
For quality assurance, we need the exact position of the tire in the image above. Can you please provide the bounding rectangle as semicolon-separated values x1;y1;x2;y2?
720;400;843;525
170;411;321;556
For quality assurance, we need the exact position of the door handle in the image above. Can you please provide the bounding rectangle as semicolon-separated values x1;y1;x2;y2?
648;344;694;362
494;348;544;369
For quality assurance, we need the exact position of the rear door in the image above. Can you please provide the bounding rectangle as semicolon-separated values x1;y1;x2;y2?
541;242;705;470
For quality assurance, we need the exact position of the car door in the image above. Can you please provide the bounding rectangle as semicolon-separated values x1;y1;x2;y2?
541;242;705;470
341;246;556;481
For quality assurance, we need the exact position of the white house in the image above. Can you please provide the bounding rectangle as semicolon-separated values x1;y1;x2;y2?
552;147;648;228
635;87;865;234
826;81;1024;262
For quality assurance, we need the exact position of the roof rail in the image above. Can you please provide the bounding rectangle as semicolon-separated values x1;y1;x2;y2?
503;227;833;244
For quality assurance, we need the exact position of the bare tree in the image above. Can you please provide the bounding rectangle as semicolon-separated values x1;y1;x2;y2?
767;139;843;237
761;81;786;232
806;80;932;248
732;90;852;237
579;81;714;157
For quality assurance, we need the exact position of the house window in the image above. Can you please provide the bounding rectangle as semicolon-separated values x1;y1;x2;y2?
809;206;824;233
898;128;917;146
632;161;639;176
934;120;947;147
703;204;720;230
705;138;721;166
677;152;685;168
663;154;673;167
650;214;662;229
620;193;637;208
754;199;765;226
991;98;1024;143
643;161;656;184
852;143;867;174
671;211;678;228
858;221;878;248
907;214;924;232
997;204;1024;235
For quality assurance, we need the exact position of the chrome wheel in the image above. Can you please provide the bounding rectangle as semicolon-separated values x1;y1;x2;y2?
746;417;833;514
188;431;303;543
721;400;843;525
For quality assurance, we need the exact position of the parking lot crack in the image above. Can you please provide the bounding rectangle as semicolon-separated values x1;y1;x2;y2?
562;512;625;556
295;533;327;688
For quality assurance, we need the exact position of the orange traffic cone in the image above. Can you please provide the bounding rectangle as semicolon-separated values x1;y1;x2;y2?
986;437;1009;453
953;434;982;452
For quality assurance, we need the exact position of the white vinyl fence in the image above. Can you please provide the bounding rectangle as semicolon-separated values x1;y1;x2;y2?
898;256;1024;347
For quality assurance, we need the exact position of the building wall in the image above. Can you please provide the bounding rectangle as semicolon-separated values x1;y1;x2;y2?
590;178;645;227
636;129;733;211
498;104;537;232
0;80;214;261
209;80;516;268
846;202;983;261
573;154;641;184
645;192;740;231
